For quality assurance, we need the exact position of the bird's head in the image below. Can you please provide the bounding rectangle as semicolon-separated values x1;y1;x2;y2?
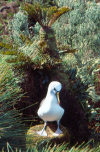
48;81;62;104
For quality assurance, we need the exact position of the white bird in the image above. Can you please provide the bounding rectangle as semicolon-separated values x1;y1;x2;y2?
37;81;64;136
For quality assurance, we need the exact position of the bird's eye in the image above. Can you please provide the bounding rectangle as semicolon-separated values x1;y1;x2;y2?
54;88;57;92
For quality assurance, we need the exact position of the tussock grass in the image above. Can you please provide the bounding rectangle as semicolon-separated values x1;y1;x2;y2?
3;142;100;152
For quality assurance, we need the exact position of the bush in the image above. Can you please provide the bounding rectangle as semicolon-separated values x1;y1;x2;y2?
9;10;29;46
53;0;100;123
0;56;25;150
54;0;100;60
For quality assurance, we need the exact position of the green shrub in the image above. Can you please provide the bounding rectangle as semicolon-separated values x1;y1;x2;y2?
52;0;100;123
54;0;100;59
0;56;25;149
9;10;29;46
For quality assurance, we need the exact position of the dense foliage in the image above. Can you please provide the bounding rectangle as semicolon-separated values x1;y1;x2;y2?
0;56;25;150
53;0;100;125
54;0;100;59
4;142;100;152
0;0;100;150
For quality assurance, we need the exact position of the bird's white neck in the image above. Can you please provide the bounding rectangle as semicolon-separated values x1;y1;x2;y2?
45;90;58;104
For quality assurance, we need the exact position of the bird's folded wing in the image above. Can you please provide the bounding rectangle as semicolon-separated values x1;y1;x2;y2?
39;98;45;108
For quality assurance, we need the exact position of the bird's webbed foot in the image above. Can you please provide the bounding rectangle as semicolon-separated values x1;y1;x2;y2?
37;130;47;136
37;121;47;136
53;128;63;136
53;120;63;136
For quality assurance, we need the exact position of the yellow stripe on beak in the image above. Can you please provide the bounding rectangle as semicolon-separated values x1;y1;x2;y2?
57;92;60;104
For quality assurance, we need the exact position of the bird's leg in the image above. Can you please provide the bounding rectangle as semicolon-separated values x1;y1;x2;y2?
37;121;47;136
53;120;63;136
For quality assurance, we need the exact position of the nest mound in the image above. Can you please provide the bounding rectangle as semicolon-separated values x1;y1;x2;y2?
26;123;70;148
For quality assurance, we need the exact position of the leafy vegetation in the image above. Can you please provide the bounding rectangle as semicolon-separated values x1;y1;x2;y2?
0;56;26;150
9;10;29;45
0;0;100;151
3;142;100;152
53;0;100;126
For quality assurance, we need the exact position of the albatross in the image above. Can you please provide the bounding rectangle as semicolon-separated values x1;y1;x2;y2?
37;81;64;136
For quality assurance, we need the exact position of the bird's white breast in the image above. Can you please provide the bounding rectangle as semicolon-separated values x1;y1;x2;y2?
37;93;64;122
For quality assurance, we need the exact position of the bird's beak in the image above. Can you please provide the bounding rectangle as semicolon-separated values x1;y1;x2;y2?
57;92;60;104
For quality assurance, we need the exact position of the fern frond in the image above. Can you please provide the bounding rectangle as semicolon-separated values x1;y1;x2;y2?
22;3;44;28
22;3;71;28
19;34;32;45
58;45;78;54
0;41;32;64
48;6;71;27
47;6;58;17
59;49;78;54
0;42;14;50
